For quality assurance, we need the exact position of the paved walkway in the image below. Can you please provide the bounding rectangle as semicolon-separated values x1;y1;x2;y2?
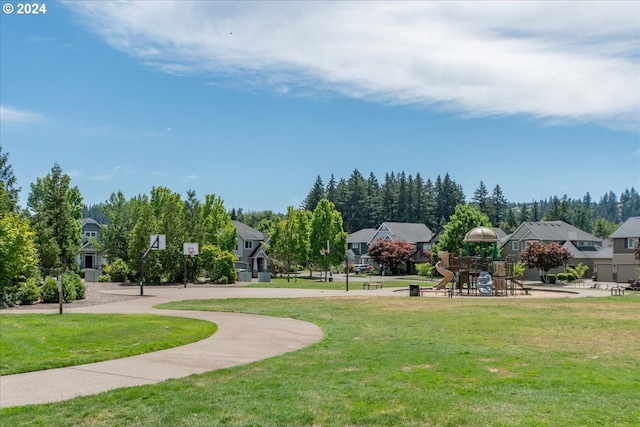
0;284;616;408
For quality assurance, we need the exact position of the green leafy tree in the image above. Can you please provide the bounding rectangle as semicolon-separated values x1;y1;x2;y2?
591;217;618;239
27;163;83;273
99;191;139;263
309;199;347;280
567;262;590;285
0;213;39;307
415;263;433;280
151;186;188;282
268;206;311;281
202;194;237;252
437;205;494;256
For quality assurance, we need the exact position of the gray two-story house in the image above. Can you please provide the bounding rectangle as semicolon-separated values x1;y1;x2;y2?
500;220;604;281
232;220;270;278
77;217;107;272
348;222;434;273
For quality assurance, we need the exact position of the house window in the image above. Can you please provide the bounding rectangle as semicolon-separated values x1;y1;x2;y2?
627;238;639;249
512;241;520;251
245;240;253;250
84;231;97;238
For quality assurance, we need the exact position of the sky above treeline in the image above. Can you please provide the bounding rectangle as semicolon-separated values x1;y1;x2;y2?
1;1;638;213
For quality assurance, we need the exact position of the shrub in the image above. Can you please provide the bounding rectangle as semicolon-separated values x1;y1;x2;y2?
98;273;112;282
567;273;576;282
557;273;568;282
40;275;79;303
63;272;85;300
218;275;229;284
547;274;557;284
16;278;40;305
40;277;59;303
102;259;129;282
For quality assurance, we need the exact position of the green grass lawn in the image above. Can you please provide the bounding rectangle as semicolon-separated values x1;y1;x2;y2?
248;275;434;291
0;314;217;375
2;294;638;426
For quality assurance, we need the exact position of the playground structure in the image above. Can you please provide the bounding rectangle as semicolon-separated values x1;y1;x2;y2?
418;226;531;297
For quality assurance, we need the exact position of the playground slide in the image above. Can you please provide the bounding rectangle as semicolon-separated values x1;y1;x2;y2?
434;261;455;290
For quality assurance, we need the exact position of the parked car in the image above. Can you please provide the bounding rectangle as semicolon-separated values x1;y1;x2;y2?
353;264;371;274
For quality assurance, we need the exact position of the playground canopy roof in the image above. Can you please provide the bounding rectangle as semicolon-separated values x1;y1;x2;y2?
464;226;499;243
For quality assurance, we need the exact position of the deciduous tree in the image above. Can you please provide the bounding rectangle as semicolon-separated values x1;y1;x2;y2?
520;241;571;282
368;239;416;274
309;199;347;280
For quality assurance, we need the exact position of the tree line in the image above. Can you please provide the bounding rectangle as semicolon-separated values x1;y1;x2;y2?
300;169;640;236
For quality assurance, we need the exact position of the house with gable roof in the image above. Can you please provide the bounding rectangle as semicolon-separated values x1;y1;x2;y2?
500;220;604;281
347;222;434;273
76;218;108;281
232;220;271;278
596;217;640;283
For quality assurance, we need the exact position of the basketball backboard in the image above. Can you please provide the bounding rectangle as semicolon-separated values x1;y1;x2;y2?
183;242;199;256
150;234;166;250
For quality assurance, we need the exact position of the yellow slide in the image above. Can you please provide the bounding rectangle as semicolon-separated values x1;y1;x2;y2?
434;261;455;290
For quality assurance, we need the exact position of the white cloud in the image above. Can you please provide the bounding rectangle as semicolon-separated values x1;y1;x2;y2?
67;2;640;130
0;105;45;124
183;174;198;181
89;166;121;181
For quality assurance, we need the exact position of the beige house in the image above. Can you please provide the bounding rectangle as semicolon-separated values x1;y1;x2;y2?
599;217;640;283
500;221;604;281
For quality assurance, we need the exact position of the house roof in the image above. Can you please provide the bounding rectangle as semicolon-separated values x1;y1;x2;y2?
232;220;265;241
509;221;600;244
610;217;640;239
347;228;376;244
369;222;433;244
81;217;103;227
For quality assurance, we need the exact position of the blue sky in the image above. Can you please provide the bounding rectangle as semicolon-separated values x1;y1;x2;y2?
1;1;639;213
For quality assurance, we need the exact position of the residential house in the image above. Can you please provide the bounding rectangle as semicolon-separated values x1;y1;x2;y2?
347;228;376;265
232;220;270;278
500;220;603;281
77;217;107;274
365;222;434;273
597;217;640;283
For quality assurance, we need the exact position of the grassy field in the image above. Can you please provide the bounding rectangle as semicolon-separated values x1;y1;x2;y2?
247;275;435;291
0;314;217;375
2;293;638;426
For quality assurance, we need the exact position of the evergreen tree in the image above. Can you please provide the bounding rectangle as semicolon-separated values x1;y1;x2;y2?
490;184;507;226
381;172;397;221
325;174;337;204
342;169;367;232
472;181;490;218
0;144;20;213
531;200;540;221
365;172;381;228
518;203;530;223
302;175;325;211
27;163;83;273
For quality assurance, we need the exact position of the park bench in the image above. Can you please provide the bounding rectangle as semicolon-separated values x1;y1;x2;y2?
363;282;383;290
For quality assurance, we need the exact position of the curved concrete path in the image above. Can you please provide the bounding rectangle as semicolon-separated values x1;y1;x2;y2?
0;284;615;408
0;287;337;408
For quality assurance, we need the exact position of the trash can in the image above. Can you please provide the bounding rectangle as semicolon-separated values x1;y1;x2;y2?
258;272;271;283
409;284;420;297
